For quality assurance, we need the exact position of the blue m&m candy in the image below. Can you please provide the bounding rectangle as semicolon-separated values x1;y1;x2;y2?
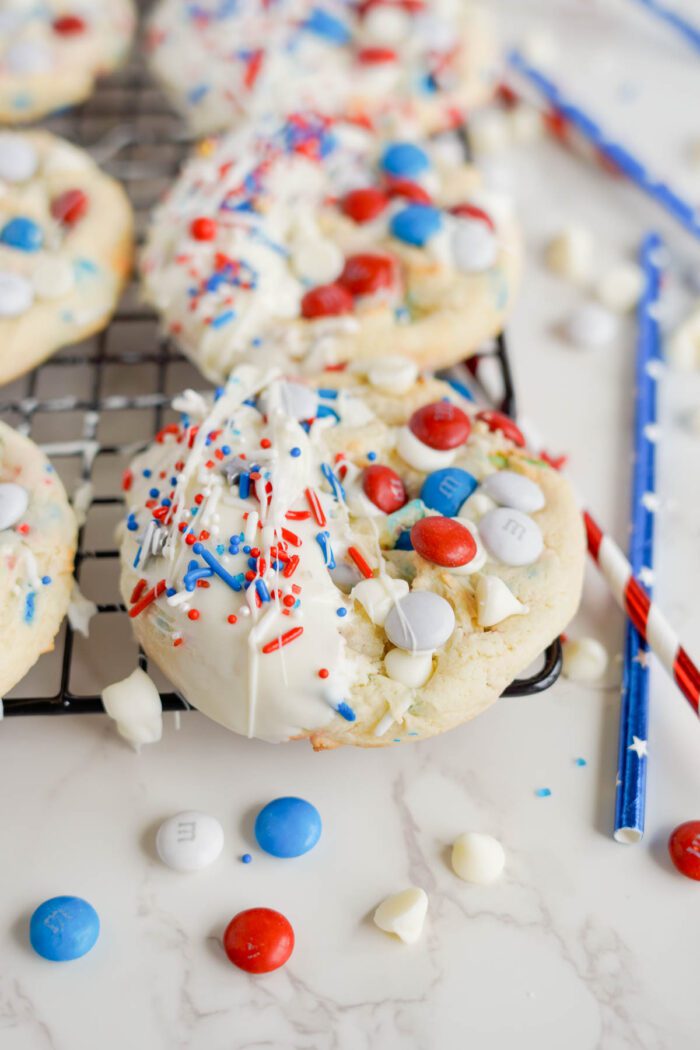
254;796;322;858
0;215;43;252
420;468;478;518
303;7;350;43
390;204;443;247
381;142;430;179
29;896;100;961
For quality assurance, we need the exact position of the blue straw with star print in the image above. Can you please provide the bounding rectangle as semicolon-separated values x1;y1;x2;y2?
614;232;664;844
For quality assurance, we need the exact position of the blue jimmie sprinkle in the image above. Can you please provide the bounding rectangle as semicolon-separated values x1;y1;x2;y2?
321;463;346;502
302;7;351;43
535;788;552;798
336;702;356;722
210;309;236;329
315;531;336;569
24;592;36;624
317;388;338;400
444;377;475;402
255;579;271;603
193;542;243;592
239;473;250;499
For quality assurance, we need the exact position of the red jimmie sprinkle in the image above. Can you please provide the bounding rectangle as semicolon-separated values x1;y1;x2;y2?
286;509;311;521
348;546;373;579
53;14;86;34
283;555;300;578
305;487;326;526
357;46;398;64
122;469;133;492
262;626;304;654
129;579;166;618
130;578;147;604
281;527;301;547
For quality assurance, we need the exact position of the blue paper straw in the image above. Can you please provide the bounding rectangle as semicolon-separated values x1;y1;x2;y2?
507;50;700;241
629;0;700;54
614;232;664;844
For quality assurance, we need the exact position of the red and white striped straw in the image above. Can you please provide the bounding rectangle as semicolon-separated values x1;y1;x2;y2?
584;511;700;714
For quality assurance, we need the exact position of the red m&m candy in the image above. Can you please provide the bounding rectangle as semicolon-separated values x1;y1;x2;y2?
50;188;88;226
339;253;397;297
409;402;471;450
450;203;495;232
362;464;407;514
668;821;700;881
53;14;86;34
301;282;354;319
342;188;389;224
385;177;431;204
475;410;525;448
410;517;477;568
190;216;217;241
223;908;295;973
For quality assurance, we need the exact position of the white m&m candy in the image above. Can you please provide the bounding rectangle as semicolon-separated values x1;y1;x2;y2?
481;470;545;513
384;591;455;652
452;832;505;884
451;220;498;273
0;134;38;183
367;355;418;395
155;811;225;872
480;508;543;566
0;482;29;530
0;272;33;317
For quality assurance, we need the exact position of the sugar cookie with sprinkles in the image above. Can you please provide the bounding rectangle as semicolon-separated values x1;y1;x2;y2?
118;365;584;747
0;131;134;386
141;113;521;384
146;0;498;138
0;422;77;698
0;0;135;123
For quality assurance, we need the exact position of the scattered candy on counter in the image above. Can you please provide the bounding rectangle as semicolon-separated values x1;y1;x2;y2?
562;638;609;683
668;821;700;881
534;787;552;798
545;225;594;286
254;797;322;859
155;811;224;872
101;668;163;749
451;832;505;885
223;908;295;973
373;888;428;945
668;304;700;371
565;302;619;350
30;896;100;962
595;262;644;314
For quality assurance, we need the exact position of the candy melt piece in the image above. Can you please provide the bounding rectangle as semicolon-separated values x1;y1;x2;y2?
0;271;33;316
373;887;428;944
384;647;433;688
451;219;498;272
480;508;543;566
562;638;608;682
545;225;594;284
0;482;29;530
409;401;470;450
101;667;163;749
254;796;322;858
668;821;700;881
362;464;407;513
396;426;456;472
451;832;505;884
366;355;418;394
223;908;294;973
482;470;545;513
459;491;497;523
30;896;100;962
155;811;224;872
411;516;476;568
32;257;75;300
0;134;38;183
351;575;409;626
420;467;478;518
566;302;618;349
291;238;344;284
384;591;456;652
476;574;528;628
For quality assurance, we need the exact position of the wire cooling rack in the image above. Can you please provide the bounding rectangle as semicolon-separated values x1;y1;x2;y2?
0;39;562;716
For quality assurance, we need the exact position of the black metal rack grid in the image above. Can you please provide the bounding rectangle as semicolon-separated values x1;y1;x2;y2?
0;43;561;716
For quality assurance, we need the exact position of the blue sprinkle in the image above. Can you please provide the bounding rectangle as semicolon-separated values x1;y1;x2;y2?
241;853;252;864
210;309;236;329
142;469;152;478
126;514;139;532
24;592;36;624
381;142;430;178
336;702;356;722
239;473;250;499
317;388;338;400
444;377;475;402
243;545;251;554
216;544;225;555
535;788;552;798
187;83;210;105
148;488;159;499
321;462;346;502
221;445;231;455
161;498;172;507
315;530;336;569
41;576;51;586
166;587;177;597
214;386;225;400
367;451;377;462
302;7;351;42
316;404;340;423
394;530;414;550
390;204;443;246
336;607;347;617
256;579;271;603
0;215;43;252
575;757;587;767
290;447;301;458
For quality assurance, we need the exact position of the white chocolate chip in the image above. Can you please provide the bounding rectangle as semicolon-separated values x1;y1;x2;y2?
469;110;512;155
668;305;700;371
509;105;543;144
545;226;594;285
562;637;609;682
451;219;498;273
351;575;409;627
595;262;644;314
396;426;456;472
101;668;163;750
367;355;418;394
362;5;411;45
373;887;428;944
32;257;75;300
291;238;344;285
476;574;529;627
458;491;497;522
384;647;433;688
566;302;618;349
451;832;505;884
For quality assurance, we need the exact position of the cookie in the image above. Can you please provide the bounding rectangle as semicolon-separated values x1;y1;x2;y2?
146;0;497;138
141;113;520;384
118;366;584;747
0;130;134;386
0;0;135;123
0;422;77;697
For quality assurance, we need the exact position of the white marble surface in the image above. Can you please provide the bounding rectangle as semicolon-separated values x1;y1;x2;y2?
3;3;700;1048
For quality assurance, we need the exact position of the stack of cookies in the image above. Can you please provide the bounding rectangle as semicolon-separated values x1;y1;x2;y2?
0;0;585;747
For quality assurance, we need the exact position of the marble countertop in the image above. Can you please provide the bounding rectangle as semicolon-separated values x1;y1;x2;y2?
3;3;700;1048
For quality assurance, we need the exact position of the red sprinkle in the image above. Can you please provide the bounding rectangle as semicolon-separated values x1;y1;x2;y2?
53;14;86;34
227;614;238;624
286;510;311;521
190;216;217;241
409;401;471;450
357;46;398;64
173;637;184;647
305;487;326;527
301;282;354;319
339;253;397;297
51;188;88;226
122;469;133;492
348;546;373;579
260;438;271;449
130;578;147;604
188;609;200;620
129;579;166;618
411;517;477;568
262;626;304;654
282;594;295;608
281;527;301;547
342;187;389;224
318;668;330;678
475;410;526;448
362;465;407;514
283;555;300;578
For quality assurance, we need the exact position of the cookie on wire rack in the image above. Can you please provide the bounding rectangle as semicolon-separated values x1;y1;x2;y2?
0;422;77;698
146;0;498;137
0;130;134;386
141;112;521;383
118;365;584;748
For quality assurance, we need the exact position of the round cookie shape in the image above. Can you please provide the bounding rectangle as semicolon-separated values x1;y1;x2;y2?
146;0;498;138
119;368;584;748
141;113;521;383
0;422;77;698
0;1;135;124
0;131;133;385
